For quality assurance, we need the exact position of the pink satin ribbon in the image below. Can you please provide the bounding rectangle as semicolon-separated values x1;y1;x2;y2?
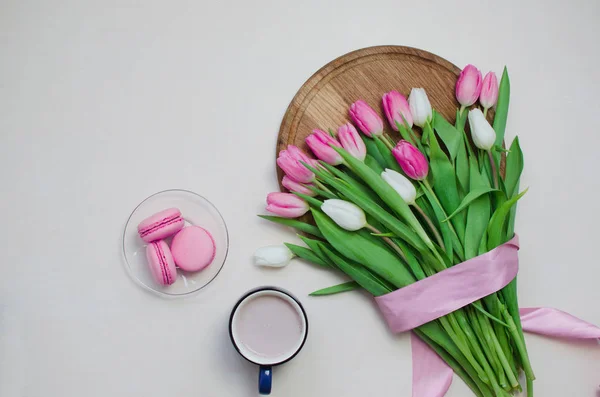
376;236;519;333
374;235;600;397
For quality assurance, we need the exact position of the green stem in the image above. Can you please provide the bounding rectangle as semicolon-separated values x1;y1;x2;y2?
526;376;534;397
430;247;449;272
407;128;425;153
416;262;488;385
469;310;507;389
315;180;334;194
422;180;465;260
501;304;535;381
382;133;396;151
471;301;510;328
475;309;520;390
487;150;499;189
365;224;408;262
408;128;420;145
456;109;476;158
413;203;444;250
438;316;489;384
483;315;520;389
452;310;507;396
414;329;492;397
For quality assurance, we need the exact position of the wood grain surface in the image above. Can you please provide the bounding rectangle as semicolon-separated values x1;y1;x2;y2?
276;45;497;188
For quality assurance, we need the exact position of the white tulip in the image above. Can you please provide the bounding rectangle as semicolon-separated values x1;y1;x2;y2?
468;108;496;150
321;199;367;231
381;169;417;205
253;245;294;268
408;88;433;127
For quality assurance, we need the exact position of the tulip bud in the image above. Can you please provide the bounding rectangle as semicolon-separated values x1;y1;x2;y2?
381;169;417;205
306;129;343;165
408;88;433;128
281;176;316;197
254;245;294;268
455;64;482;107
337;123;367;161
266;192;309;218
321;199;367;231
349;100;384;137
276;145;315;184
382;90;413;130
392;140;429;181
480;71;498;110
468;108;496;150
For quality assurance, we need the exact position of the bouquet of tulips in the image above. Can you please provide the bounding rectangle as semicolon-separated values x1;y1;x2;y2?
257;65;534;396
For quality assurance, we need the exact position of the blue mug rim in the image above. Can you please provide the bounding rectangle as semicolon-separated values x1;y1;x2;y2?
228;286;309;366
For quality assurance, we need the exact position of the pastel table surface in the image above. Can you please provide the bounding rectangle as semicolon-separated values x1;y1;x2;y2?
1;1;599;396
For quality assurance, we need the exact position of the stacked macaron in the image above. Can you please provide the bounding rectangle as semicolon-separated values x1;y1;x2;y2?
137;208;216;286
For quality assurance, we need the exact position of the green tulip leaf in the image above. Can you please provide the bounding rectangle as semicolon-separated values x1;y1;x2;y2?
487;188;528;250
464;157;492;259
395;121;415;145
373;135;403;173
318;162;383;206
455;133;470;194
504;137;524;199
331;146;432;249
318;239;395;297
298;235;334;267
361;135;387;169
433;110;461;160
371;232;396;237
492;67;510;166
478;229;488;255
293;192;323;209
443;187;499;222
258;215;323;238
309;281;360;296
307;185;338;200
420;181;454;258
455;108;468;132
322;238;396;290
415;196;437;226
304;162;425;250
506;182;521;239
428;124;466;242
364;154;385;174
284;243;329;267
393;238;427;280
313;209;416;289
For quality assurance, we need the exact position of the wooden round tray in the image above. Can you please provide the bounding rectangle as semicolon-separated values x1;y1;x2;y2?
276;45;464;187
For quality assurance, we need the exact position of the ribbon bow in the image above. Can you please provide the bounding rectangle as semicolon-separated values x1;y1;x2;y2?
374;236;600;396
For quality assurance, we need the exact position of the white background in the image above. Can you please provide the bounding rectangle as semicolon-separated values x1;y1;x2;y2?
1;0;599;396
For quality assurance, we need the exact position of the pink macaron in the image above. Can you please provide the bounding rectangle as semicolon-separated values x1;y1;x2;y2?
146;240;177;286
171;226;216;272
137;208;184;243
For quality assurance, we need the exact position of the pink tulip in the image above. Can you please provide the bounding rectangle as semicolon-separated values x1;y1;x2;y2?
382;90;413;130
266;192;309;218
480;71;499;110
392;140;429;181
337;123;366;161
306;129;343;165
282;176;316;196
276;145;315;184
455;64;482;107
349;100;384;137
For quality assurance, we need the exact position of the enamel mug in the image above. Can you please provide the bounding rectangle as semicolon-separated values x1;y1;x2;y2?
229;287;309;395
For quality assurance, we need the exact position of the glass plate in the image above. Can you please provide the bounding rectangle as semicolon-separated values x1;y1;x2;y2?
122;189;229;298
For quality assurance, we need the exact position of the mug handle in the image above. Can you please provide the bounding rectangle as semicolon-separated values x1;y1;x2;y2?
258;365;272;395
